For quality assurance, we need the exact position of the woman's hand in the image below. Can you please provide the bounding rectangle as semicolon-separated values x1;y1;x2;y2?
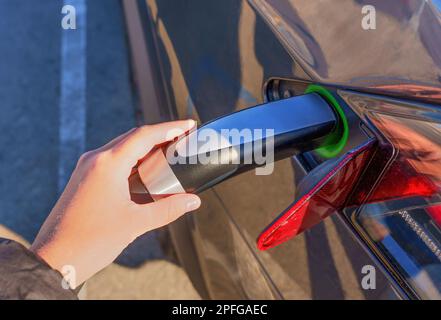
30;120;201;289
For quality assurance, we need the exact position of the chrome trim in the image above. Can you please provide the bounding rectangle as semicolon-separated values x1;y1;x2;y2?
138;148;185;200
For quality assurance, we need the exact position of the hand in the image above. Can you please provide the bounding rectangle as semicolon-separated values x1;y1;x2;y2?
30;120;201;289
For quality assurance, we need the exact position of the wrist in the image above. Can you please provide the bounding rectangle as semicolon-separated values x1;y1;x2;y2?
30;243;64;275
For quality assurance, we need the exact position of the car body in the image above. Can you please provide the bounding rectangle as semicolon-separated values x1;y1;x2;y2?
123;0;441;299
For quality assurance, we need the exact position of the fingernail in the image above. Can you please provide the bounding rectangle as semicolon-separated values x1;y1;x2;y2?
187;119;196;128
186;197;201;211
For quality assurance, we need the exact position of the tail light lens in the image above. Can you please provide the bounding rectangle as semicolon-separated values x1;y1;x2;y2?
342;92;441;299
257;139;376;250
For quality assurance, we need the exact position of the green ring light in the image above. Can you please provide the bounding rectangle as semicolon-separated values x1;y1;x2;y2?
305;84;349;158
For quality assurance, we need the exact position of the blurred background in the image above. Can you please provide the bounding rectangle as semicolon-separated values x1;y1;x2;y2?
0;0;199;299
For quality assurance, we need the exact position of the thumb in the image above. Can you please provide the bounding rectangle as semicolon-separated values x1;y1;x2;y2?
135;193;201;231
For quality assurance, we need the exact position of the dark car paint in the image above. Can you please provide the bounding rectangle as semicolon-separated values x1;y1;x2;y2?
250;0;441;104
133;0;441;299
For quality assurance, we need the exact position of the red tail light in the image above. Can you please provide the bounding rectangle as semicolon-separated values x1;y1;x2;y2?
257;139;376;250
341;92;441;299
427;205;441;228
